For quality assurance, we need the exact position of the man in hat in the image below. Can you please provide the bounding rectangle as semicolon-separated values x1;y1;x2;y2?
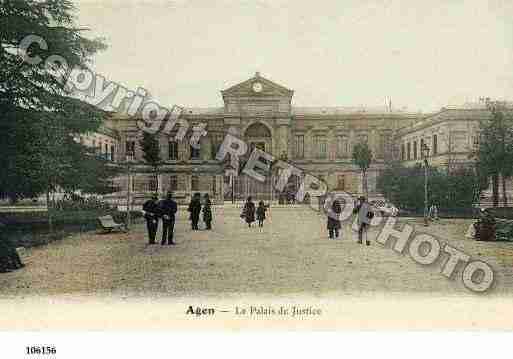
353;195;373;245
142;193;161;245
160;192;178;245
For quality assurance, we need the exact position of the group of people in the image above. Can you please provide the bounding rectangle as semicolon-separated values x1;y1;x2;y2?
325;195;373;245
143;192;374;244
241;197;269;228
142;192;214;245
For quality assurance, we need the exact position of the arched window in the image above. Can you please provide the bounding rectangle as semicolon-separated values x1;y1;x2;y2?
245;122;271;138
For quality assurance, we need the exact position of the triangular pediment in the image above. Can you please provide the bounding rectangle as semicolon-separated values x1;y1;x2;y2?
221;72;294;98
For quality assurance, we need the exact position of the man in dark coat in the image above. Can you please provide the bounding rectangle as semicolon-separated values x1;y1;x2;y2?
160;192;178;245
353;196;373;245
325;197;342;239
142;193;161;245
188;193;202;230
202;193;213;230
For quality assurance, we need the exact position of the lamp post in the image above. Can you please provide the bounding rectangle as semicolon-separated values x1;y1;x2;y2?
421;143;430;226
125;154;135;230
473;136;480;208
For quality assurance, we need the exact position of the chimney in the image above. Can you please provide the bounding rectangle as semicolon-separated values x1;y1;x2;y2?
255;71;260;78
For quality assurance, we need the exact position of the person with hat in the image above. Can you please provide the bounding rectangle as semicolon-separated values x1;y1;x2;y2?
188;193;202;230
142;193;161;245
324;195;342;239
353;195;373;245
160;192;178;245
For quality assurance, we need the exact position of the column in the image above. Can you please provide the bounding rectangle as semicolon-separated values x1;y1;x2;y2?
119;134;127;160
327;126;336;160
202;136;212;160
159;134;168;161
349;129;355;158
305;127;313;159
279;125;289;158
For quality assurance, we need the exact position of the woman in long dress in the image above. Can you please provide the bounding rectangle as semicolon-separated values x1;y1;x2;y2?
242;196;256;228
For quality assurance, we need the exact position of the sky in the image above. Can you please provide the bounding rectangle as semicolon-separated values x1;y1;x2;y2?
74;0;513;112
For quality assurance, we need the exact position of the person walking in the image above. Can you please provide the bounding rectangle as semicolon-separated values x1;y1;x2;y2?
188;192;202;230
142;193;161;245
202;193;213;230
160;192;177;245
325;197;342;239
354;196;373;245
256;201;268;227
242;196;256;228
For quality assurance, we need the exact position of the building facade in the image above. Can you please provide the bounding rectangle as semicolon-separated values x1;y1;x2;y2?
99;73;504;205
101;73;426;204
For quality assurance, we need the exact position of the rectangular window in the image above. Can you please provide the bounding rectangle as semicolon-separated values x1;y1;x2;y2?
471;135;478;150
126;140;135;161
190;145;201;160
413;141;418;160
357;134;368;144
131;176;137;192
169;175;178;191
212;176;217;194
433;134;438;155
401;144;405;161
314;136;327;159
168;141;178;160
337;175;346;190
191;175;199;191
378;135;384;158
420;139;425;158
295;135;304;159
337;135;349;158
211;133;224;160
110;145;115;161
148;178;157;192
407;142;411;160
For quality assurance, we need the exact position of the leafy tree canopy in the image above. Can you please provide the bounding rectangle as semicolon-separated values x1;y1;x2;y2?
0;0;114;202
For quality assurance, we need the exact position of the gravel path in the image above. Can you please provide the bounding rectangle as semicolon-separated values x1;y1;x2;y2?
1;207;512;297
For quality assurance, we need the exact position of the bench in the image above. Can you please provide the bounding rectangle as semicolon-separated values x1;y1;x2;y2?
98;215;126;233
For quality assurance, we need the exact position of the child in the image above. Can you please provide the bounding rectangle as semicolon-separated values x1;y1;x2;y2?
256;201;268;227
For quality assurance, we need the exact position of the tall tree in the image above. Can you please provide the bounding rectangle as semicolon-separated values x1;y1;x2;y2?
1;0;109;228
352;142;373;197
476;101;513;207
139;132;162;194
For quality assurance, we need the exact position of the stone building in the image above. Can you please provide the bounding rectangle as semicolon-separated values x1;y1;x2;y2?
94;73;513;206
103;72;427;204
396;103;513;205
397;107;483;172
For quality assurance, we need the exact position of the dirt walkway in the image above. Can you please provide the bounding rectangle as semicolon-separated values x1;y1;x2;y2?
1;207;512;297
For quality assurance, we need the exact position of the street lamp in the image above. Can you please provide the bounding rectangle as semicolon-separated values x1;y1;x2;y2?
125;154;135;230
421;143;430;226
472;136;480;208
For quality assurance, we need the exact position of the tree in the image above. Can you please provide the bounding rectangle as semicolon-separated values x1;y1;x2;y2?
1;0;109;229
476;101;513;207
377;164;480;211
352;142;373;197
139;132;162;193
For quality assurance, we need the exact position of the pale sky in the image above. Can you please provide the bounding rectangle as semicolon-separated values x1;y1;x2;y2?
74;0;513;112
